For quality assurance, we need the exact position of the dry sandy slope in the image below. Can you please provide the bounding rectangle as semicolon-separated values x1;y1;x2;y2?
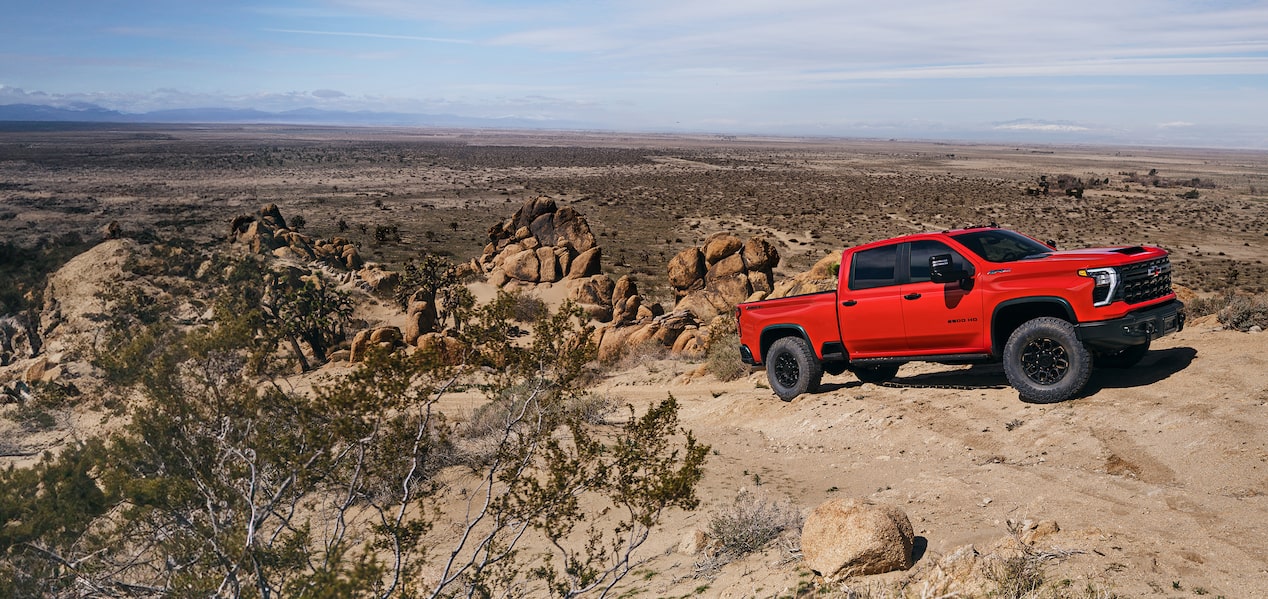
594;318;1268;597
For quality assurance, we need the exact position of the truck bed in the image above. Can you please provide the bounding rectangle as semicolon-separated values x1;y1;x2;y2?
736;290;839;365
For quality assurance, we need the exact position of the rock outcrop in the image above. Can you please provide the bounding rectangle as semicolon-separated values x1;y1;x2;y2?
768;250;841;299
479;197;601;287
669;234;779;321
800;498;915;580
230;204;364;270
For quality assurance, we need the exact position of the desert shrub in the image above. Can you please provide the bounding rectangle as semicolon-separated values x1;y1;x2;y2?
8;381;77;433
707;488;803;560
987;553;1046;597
509;291;549;323
705;316;749;382
1218;294;1268;331
394;252;465;309
1185;293;1230;318
611;336;669;371
373;223;400;245
567;391;618;425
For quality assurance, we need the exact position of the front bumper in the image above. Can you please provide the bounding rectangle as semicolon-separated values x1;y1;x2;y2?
1076;300;1185;351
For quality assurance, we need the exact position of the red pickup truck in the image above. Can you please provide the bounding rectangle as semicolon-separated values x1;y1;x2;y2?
736;227;1185;403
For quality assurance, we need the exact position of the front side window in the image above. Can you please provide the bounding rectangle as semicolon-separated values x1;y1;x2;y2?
909;240;972;283
850;244;899;290
951;230;1051;263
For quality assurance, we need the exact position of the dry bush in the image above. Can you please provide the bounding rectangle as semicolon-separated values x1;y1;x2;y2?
566;391;618;425
705;316;749;382
509;292;549;323
706;488;803;561
1217;294;1268;331
1186;293;1229;318
610;336;670;371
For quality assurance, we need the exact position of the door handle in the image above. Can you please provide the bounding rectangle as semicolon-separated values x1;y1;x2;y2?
904;293;922;300
841;300;857;307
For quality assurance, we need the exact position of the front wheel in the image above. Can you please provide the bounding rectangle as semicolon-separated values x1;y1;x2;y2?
766;337;822;402
1003;317;1091;404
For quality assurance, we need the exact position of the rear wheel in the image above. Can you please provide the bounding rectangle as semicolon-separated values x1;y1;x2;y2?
1096;341;1150;369
766;337;822;401
851;363;901;384
1003;317;1091;403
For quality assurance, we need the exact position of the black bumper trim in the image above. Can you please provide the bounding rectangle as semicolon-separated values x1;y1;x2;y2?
1077;300;1185;351
740;344;756;365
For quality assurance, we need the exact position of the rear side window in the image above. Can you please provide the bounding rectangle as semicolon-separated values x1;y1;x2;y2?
850;245;899;290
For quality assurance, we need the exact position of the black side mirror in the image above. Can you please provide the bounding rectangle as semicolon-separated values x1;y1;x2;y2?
929;254;969;284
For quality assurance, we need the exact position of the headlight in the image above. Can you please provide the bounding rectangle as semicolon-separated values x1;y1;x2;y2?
1078;267;1118;307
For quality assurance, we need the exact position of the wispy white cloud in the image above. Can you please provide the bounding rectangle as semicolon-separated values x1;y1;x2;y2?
265;28;471;44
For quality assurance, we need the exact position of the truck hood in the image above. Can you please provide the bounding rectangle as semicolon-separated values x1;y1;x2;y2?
1023;245;1168;266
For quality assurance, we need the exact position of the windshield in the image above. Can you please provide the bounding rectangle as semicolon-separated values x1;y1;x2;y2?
950;230;1052;263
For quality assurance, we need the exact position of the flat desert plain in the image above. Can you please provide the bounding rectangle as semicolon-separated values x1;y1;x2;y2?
2;125;1268;597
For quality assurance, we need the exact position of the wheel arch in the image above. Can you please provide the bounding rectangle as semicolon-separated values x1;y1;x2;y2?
991;297;1076;357
759;324;813;363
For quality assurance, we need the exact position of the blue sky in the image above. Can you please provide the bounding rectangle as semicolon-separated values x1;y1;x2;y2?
2;0;1268;146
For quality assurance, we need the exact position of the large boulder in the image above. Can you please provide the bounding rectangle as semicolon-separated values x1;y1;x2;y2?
536;246;560;283
706;253;746;281
568;247;602;279
801;498;915;580
405;300;437;345
502;249;541;283
741;237;779;271
668;247;706;292
703;233;743;265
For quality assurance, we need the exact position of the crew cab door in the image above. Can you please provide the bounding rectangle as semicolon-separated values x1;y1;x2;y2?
900;240;986;352
837;243;908;356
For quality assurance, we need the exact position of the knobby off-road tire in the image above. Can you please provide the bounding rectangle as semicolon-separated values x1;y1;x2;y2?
851;363;901;384
766;336;822;402
1003;317;1092;404
1095;340;1150;369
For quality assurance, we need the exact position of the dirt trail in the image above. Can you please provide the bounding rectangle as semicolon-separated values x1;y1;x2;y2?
596;317;1268;597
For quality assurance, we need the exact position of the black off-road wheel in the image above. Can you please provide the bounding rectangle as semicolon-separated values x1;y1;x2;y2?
766;337;822;402
851;363;901;384
1003;317;1091;404
1095;340;1150;369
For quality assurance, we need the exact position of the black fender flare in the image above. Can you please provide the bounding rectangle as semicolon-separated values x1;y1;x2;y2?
990;297;1076;357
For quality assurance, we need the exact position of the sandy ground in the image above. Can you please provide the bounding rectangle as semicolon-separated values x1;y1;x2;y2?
581;315;1268;597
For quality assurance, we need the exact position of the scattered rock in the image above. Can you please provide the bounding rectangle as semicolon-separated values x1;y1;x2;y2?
801;498;915;580
678;528;709;556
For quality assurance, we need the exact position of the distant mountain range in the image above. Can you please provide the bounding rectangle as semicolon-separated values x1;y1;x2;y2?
0;102;585;129
2;102;1264;149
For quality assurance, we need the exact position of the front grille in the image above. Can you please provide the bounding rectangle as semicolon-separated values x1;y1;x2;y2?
1116;257;1172;304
